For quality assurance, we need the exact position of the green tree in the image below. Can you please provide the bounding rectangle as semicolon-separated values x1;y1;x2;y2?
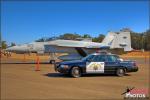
35;37;47;42
11;42;16;46
82;34;91;38
131;32;142;50
1;41;7;49
144;30;150;50
131;30;150;50
59;33;81;40
92;34;105;42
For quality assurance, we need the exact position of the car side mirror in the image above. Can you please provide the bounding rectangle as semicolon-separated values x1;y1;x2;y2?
117;58;123;62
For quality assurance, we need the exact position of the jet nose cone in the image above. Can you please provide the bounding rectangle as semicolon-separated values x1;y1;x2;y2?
5;46;16;52
6;45;30;53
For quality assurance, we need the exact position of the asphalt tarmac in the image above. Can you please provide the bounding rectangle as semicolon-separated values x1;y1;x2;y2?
1;57;149;100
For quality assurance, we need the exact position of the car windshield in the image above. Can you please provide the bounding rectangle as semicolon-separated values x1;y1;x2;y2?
82;54;95;61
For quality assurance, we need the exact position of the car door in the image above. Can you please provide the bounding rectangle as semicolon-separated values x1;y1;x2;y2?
104;55;120;74
86;55;105;74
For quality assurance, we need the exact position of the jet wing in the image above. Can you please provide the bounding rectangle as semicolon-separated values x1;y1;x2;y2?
47;39;110;49
86;43;110;49
49;39;88;47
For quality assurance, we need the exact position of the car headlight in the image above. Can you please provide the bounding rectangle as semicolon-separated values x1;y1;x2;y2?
60;65;69;69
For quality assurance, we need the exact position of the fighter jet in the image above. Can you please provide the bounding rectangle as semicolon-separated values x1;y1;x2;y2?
44;30;132;61
6;29;132;63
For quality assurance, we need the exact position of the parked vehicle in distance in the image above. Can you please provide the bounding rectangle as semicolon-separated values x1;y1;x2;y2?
54;52;138;78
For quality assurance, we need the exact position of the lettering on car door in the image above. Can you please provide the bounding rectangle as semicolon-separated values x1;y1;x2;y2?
86;55;106;73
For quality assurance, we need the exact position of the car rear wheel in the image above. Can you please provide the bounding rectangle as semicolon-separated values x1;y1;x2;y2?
116;68;125;77
70;67;81;78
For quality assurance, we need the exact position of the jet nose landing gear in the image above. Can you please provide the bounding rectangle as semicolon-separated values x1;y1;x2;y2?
49;60;55;64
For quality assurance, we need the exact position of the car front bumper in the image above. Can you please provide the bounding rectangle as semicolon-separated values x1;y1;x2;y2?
57;67;70;73
126;67;138;72
54;64;70;74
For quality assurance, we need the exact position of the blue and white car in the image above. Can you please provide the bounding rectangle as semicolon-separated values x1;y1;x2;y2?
54;52;138;78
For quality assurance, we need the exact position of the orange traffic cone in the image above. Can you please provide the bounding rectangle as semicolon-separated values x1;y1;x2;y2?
35;56;40;71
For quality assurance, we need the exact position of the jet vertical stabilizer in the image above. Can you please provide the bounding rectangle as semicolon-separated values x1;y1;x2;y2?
102;30;132;51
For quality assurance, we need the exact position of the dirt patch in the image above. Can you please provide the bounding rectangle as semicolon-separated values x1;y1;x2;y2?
1;57;149;99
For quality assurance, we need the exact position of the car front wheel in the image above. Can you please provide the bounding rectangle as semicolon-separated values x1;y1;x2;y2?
70;67;81;78
116;68;125;77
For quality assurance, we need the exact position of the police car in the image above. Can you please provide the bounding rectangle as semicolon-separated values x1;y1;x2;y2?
54;52;138;78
